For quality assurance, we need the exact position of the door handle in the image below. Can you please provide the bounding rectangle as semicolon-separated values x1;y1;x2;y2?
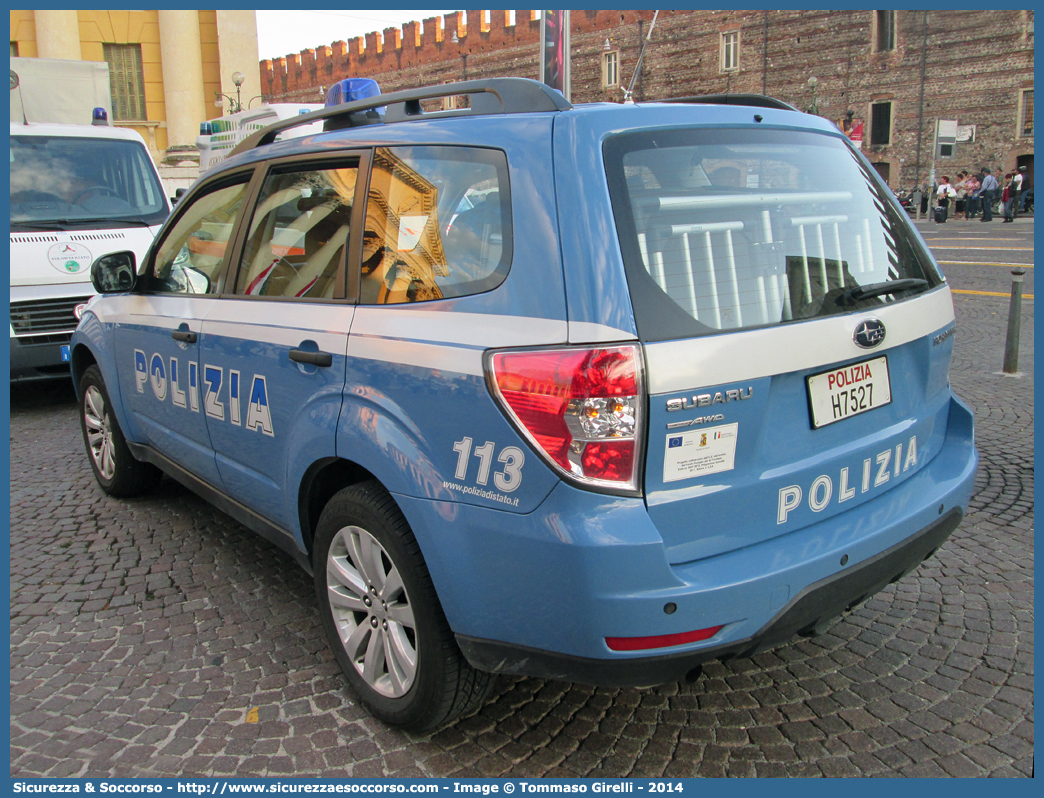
171;330;197;343
289;348;333;367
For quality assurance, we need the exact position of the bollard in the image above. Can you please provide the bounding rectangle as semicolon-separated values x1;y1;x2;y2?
1002;268;1027;374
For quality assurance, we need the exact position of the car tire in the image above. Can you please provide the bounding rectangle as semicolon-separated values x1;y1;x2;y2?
78;364;162;497
314;481;495;731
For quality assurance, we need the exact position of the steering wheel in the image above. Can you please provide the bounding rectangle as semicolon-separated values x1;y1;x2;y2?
73;185;122;204
10;189;64;204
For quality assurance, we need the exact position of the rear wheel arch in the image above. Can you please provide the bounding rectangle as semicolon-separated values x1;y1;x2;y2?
298;457;377;557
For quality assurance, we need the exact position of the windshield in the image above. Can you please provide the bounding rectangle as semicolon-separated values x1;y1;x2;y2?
604;127;944;341
10;135;168;228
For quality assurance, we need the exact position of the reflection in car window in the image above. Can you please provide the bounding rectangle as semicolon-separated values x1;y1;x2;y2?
361;146;511;304
149;182;248;295
235;165;357;299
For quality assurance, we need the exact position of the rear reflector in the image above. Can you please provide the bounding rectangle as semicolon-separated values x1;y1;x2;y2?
487;344;644;493
606;625;725;652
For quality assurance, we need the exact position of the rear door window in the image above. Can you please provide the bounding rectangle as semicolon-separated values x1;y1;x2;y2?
604;128;943;341
360;146;511;304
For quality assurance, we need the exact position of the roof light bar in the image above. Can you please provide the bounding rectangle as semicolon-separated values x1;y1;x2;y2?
229;77;573;159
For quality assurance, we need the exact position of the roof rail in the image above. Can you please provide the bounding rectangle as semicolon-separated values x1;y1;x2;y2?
657;93;800;112
230;77;572;158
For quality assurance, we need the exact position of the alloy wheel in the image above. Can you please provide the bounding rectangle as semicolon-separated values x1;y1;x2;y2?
83;384;116;481
326;525;417;697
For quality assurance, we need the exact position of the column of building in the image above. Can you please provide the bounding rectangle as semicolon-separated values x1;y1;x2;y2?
33;10;82;60
158;9;205;163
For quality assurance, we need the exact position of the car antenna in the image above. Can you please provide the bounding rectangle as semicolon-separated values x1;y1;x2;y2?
622;10;659;105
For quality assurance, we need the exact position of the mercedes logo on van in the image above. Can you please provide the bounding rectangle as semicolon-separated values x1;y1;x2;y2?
853;318;886;349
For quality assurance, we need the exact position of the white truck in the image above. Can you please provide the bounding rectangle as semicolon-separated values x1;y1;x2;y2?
196;103;323;176
10;57;171;380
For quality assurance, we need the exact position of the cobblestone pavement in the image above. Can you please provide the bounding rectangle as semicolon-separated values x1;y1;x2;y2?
10;222;1033;778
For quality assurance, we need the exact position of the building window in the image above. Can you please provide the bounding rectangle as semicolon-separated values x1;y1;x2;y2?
11;41;18;57
874;11;896;52
721;31;739;72
103;43;147;121
870;101;892;146
871;162;891;185
602;50;619;88
1019;89;1034;138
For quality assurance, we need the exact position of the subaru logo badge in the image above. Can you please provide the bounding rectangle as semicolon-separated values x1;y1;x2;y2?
853;318;886;349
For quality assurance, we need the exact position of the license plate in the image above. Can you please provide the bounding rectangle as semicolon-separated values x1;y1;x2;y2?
60;344;71;362
807;356;891;429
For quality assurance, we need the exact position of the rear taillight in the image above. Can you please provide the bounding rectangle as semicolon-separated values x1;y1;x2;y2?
487;344;644;493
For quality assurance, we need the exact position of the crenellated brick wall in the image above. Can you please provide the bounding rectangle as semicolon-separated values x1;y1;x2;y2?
260;10;550;102
260;9;1034;188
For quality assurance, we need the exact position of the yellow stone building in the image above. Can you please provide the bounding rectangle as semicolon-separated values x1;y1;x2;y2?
9;9;260;169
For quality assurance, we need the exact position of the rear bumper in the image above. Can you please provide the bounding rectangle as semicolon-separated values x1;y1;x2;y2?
396;395;977;681
457;507;963;686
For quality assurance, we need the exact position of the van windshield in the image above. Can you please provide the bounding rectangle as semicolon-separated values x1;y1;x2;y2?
10;135;168;228
604;127;943;342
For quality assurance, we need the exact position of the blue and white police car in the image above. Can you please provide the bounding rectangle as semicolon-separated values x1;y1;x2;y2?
71;78;978;731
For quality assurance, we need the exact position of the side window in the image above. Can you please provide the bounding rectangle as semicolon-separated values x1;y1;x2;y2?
148;181;249;294
361;146;511;305
235;163;358;299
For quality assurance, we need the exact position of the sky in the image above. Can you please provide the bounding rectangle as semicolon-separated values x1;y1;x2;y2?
255;9;462;61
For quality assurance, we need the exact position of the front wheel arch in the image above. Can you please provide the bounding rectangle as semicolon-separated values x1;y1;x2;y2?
70;342;98;396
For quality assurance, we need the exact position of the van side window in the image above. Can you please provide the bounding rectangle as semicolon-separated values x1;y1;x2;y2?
234;164;358;300
148;181;249;295
360;146;511;304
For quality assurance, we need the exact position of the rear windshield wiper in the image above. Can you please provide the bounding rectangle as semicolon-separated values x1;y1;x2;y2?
836;278;929;307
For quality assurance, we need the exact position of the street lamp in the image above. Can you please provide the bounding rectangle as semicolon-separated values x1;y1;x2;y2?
806;76;819;116
214;71;246;114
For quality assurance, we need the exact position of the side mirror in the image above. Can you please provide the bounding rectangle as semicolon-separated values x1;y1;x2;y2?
91;251;137;293
172;188;187;205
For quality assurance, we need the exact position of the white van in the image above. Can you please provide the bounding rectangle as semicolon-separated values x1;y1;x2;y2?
10;119;170;380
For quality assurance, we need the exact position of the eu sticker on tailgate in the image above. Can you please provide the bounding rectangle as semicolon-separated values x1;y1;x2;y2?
806;356;891;429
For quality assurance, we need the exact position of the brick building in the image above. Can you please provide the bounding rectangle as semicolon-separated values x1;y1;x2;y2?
261;9;1034;190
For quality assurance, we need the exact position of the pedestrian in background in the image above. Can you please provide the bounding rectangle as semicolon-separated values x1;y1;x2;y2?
980;167;998;222
954;172;968;218
1011;166;1025;220
964;171;980;219
1001;173;1015;222
936;175;956;222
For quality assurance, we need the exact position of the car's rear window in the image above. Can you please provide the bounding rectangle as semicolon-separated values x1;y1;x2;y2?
604;127;943;342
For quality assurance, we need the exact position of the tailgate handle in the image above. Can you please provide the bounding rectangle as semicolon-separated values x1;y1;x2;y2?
290;348;333;368
171;330;197;343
